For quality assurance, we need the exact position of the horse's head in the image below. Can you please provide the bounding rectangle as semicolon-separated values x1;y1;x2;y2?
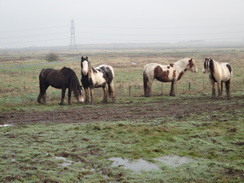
202;58;212;73
187;58;198;73
81;56;89;75
76;84;85;103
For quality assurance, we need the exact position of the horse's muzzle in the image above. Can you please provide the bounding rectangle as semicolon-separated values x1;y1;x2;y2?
78;96;85;103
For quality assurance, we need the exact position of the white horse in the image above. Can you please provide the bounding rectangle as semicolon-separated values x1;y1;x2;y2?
143;58;197;97
202;58;232;98
80;56;116;103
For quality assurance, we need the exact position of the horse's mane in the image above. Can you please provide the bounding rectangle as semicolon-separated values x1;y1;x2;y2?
209;58;217;82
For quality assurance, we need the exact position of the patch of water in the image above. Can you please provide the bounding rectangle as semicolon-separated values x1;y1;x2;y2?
109;156;195;173
109;157;160;173
0;124;13;127
154;155;194;167
55;156;73;167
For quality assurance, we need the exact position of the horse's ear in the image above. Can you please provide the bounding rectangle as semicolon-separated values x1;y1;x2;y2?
81;56;83;61
86;56;88;60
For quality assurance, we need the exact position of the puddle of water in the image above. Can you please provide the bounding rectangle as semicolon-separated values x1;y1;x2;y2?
109;156;195;173
0;124;13;127
55;156;73;167
154;155;194;167
109;157;160;173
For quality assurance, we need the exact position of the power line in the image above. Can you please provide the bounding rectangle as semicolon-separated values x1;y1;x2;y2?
0;25;68;33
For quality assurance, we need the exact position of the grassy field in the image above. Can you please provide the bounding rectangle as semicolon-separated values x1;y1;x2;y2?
0;48;244;108
0;47;244;182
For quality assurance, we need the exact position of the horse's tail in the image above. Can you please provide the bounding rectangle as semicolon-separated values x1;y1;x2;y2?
108;81;114;96
143;70;149;96
37;69;47;103
38;69;46;92
226;64;232;74
107;67;116;102
70;73;79;99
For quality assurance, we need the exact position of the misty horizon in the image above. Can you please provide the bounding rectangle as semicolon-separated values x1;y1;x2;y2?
1;0;244;48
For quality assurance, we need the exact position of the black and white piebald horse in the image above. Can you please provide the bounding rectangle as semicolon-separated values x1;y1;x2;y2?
80;56;116;103
143;58;197;97
202;58;232;98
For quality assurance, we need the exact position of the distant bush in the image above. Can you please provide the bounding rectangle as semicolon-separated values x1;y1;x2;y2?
45;53;59;62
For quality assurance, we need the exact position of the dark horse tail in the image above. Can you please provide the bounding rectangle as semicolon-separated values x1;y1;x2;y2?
38;69;47;92
70;73;80;99
226;64;232;74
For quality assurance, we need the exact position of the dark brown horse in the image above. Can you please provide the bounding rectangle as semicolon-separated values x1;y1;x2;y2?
37;67;84;105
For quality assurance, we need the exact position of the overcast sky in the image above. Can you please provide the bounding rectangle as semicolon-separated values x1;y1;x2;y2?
0;0;244;48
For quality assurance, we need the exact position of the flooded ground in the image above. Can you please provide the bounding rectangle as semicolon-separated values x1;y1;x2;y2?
55;156;73;167
109;155;195;173
109;157;160;173
0;124;13;127
154;155;194;167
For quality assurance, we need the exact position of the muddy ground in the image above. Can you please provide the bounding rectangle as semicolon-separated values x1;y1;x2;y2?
1;96;243;125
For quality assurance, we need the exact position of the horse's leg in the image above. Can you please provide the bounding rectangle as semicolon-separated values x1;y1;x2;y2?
68;87;72;105
90;88;94;104
145;80;153;97
37;93;43;104
43;93;47;104
84;88;89;104
225;80;231;98
60;88;66;105
217;81;222;97
109;82;116;103
170;80;176;96
102;86;108;103
37;84;48;104
211;80;216;98
220;81;223;97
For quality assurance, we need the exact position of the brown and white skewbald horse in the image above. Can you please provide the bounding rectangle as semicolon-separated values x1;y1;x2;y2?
202;58;232;98
143;58;197;97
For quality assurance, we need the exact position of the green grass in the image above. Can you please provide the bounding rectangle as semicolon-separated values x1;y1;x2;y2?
1;48;244;110
0;112;243;182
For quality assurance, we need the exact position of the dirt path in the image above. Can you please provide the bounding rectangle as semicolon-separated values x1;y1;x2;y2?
1;96;243;125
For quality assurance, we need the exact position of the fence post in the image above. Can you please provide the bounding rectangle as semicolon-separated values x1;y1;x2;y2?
129;86;131;96
161;83;163;95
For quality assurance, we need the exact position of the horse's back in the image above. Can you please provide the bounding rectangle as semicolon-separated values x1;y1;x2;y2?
96;65;114;76
220;63;232;81
95;65;114;84
39;67;77;88
39;68;56;80
60;67;76;77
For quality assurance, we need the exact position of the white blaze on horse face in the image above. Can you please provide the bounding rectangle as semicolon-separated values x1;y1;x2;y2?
78;94;85;103
82;61;89;75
